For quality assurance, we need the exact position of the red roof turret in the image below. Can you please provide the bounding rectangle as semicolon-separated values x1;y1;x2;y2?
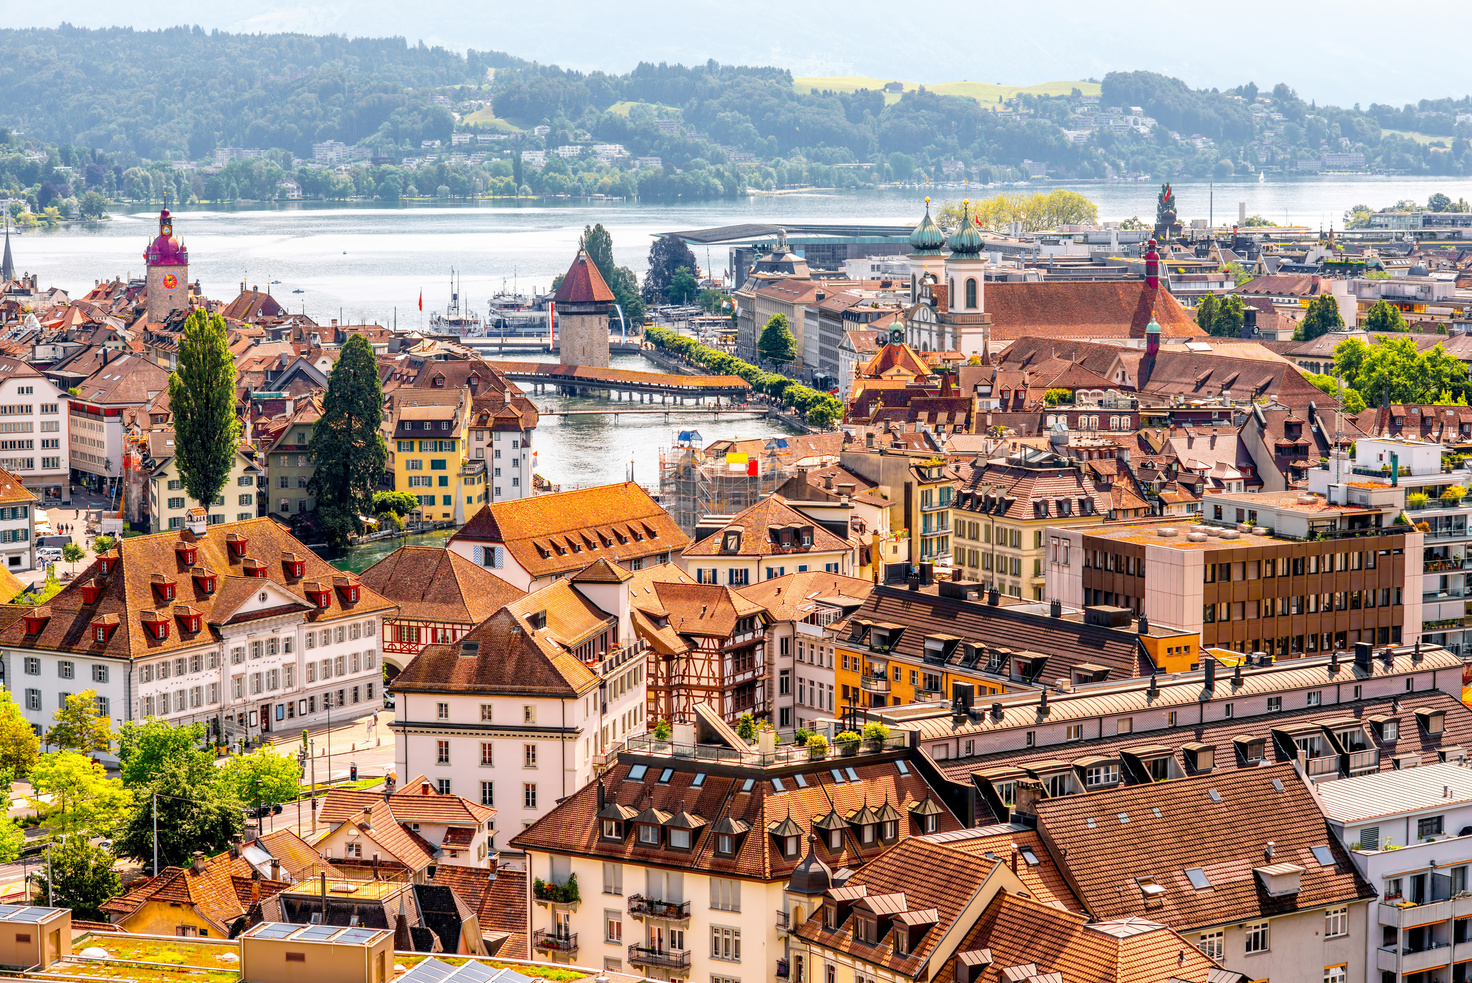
553;250;615;305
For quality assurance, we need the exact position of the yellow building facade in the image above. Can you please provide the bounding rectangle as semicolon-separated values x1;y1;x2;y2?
391;391;480;525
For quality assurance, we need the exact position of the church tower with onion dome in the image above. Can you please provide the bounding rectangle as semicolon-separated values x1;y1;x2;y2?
143;206;190;323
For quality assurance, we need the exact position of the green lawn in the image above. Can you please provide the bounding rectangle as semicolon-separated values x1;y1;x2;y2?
793;76;1100;107
606;100;682;118
1380;128;1452;147
461;107;523;133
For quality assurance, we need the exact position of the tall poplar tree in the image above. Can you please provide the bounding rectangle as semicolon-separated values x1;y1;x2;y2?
308;334;387;546
168;309;241;514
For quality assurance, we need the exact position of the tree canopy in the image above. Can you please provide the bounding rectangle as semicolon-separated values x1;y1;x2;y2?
27;752;132;837
117;718;210;788
1195;294;1247;338
1334;336;1471;406
938;189;1097;233
1294;294;1346;341
643;235;699;302
47;690;112;754
1306;374;1367;414
579;224;644;328
116;754;245;874
1363;299;1409;333
169;309;242;511
308;334;388;547
758;314;799;366
0;690;38;778
222;749;302;809
31;835;120;920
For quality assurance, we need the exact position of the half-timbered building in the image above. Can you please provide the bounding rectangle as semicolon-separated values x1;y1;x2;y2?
633;581;771;726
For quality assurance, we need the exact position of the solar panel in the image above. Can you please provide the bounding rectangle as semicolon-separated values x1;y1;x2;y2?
9;909;47;923
335;928;381;945
298;924;342;941
450;963;499;983
398;958;456;983
250;923;298;940
492;969;533;983
0;906;22;920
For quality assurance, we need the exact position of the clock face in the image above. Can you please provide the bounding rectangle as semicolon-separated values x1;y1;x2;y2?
161;224;172;237
162;274;179;290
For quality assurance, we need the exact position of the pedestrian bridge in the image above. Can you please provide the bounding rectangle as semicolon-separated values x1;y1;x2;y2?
492;361;751;402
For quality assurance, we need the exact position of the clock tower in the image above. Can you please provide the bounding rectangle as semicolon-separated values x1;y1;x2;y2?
143;206;190;323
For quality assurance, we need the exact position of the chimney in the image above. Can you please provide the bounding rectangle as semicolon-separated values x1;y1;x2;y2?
1049;598;1062;618
1137;614;1149;635
364;804;373;827
1264;841;1276;860
191;851;207;874
987;587;1000;606
1203;657;1216;692
1354;641;1373;670
597;778;607;812
1010;780;1044;826
1232;661;1243;686
270;858;282;881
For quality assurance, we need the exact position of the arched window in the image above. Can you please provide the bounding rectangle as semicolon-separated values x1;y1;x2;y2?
949;279;955;300
910;273;917;299
965;278;977;309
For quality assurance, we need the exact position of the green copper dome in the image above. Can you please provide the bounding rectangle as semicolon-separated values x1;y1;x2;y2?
946;201;985;256
1146;319;1162;334
909;198;946;255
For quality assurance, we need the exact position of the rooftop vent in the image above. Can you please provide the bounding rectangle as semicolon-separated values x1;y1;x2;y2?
1156;527;1179;538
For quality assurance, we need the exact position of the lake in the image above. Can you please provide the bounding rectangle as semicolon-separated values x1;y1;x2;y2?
12;177;1470;497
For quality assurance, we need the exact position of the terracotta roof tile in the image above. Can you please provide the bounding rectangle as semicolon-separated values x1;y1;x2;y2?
984;282;1202;341
360;547;525;625
553;251;615;304
684;495;851;558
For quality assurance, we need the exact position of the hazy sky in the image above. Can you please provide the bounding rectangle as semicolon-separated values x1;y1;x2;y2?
2;0;1466;109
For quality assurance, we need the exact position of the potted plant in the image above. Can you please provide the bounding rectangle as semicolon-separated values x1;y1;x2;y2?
1444;485;1467;503
862;721;891;751
834;731;861;756
806;733;829;761
1408;493;1429;509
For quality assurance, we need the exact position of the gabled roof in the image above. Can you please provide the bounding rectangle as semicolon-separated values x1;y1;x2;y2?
510;755;962;880
1034;762;1373;930
553;250;615;304
100;850;291;934
918;825;1081;911
392;606;598;698
360;546;525;625
450;482;689;579
983;282;1202;341
425;865;529;958
633;581;765;638
684;494;852;557
0;518;393;659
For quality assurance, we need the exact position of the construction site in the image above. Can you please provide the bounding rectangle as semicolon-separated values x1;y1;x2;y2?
657;429;846;534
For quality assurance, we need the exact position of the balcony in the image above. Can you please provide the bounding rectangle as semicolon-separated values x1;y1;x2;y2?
1400;942;1453;974
776;910;790;932
628;895;691;923
532;878;580;910
777;959;790;979
860;675;890;694
532;930;578;956
1348;748;1381;774
627;944;692;973
1304;755;1342;780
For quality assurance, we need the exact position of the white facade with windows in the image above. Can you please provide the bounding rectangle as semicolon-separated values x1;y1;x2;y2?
0;365;69;503
394;648;646;848
469;427;533;503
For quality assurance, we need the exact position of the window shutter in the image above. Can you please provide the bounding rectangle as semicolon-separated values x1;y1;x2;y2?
473;545;483;564
492;546;503;569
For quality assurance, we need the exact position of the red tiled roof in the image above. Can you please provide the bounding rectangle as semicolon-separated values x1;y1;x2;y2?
553;251;615;304
984;282;1202;341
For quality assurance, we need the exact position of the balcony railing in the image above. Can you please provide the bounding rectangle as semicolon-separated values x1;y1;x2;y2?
860;675;890;693
532;930;578;954
777;959;790;979
776;910;790;932
628;895;691;922
628;945;692;972
1305;755;1342;778
1348;748;1381;773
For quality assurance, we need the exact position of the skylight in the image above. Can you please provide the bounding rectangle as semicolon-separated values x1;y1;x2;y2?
1311;845;1335;866
1118;813;1129;825
771;778;785;792
1020;848;1040;866
741;778;754;793
794;773;808;788
1137;878;1166;897
1151;808;1162;819
627;765;648;781
659;768;674;783
845;767;860;782
1207;790;1222;804
1184;867;1212;890
831;769;847;784
1086;818;1096;829
1272;779;1286;793
895;761;911;776
692;773;706;787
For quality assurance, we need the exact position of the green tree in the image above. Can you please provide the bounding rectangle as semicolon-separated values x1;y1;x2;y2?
1333;338;1371;389
757;314;798;366
60;541;84;575
117;718;209;787
1194;294;1219;333
1206;294;1247;337
578;223;644;329
1347;337;1472;406
117;755;245;875
1306;374;1367;414
31;835;120;920
698;289;726;314
1344;204;1375;229
28;752;132;837
1225;261;1253;287
1363;299;1408;334
90;534;116;555
1043;388;1072;407
169;309;241;512
371;490;419;516
1429;192;1453;213
222;749;301;810
0;691;38;778
47;690;112;753
308;334;387;547
643;235;699;302
1294;294;1345;341
735;713;758;742
665;266;699;305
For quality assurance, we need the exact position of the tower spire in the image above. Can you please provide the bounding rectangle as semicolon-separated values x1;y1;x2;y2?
1;216;13;283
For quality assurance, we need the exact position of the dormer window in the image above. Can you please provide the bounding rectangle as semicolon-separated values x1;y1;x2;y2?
176;607;202;633
80;579;105;604
91;615;119;644
225;532;249;558
282;553;307;578
174;542;197;565
882;820;897;840
191;568;217;594
722;531;741;553
717;834;734;855
242;558;267;579
23;608;50;635
670;828;692;850
142;610;170;640
637;824;660;845
829;829;843;850
602;820;623;839
334;578;361;603
151;574;176;601
96;555;117;575
303;582;332;608
785;834;800;857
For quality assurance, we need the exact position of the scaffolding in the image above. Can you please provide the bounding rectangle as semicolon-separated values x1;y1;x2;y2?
658;430;791;535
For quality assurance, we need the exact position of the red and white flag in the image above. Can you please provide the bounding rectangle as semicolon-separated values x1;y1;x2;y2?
418;290;423;312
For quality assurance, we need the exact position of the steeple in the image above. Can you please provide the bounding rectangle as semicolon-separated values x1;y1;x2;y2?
1;217;13;283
